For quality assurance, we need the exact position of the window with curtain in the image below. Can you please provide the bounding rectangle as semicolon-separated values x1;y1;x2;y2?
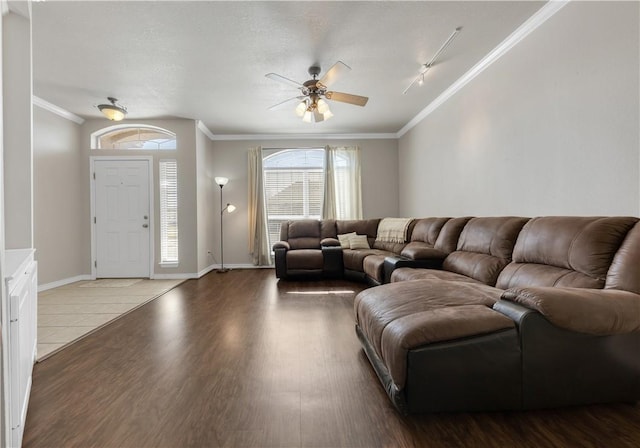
263;149;324;248
159;159;179;264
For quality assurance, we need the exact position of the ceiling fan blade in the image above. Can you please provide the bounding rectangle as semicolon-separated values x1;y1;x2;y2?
265;73;304;89
267;96;306;111
313;109;325;122
325;91;369;107
318;61;351;89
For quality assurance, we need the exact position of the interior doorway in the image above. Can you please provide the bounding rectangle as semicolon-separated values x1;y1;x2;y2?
90;157;154;278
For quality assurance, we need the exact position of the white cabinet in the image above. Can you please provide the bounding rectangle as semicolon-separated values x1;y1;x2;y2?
5;249;37;448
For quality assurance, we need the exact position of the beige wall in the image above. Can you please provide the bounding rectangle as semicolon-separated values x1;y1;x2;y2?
398;1;640;217
3;11;32;249
33;106;87;284
80;118;199;276
210;138;398;266
196;125;215;272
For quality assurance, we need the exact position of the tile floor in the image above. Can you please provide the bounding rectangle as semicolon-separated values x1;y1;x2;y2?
37;278;184;360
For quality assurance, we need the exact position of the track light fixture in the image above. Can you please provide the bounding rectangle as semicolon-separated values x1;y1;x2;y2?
403;27;462;95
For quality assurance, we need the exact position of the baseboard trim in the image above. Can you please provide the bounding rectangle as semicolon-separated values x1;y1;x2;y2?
38;275;92;292
197;264;274;277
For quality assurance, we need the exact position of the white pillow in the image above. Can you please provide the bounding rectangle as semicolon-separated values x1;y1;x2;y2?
337;232;357;249
349;234;370;250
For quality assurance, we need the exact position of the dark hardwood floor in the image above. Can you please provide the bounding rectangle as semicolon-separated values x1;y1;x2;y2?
23;269;640;447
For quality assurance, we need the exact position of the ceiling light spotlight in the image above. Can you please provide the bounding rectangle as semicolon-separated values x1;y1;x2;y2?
403;26;462;95
97;97;127;121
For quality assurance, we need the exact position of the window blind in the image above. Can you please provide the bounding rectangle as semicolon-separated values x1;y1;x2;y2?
159;159;179;263
262;149;324;248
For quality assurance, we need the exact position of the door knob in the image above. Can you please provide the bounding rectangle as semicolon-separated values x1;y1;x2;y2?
142;224;149;228
143;215;148;220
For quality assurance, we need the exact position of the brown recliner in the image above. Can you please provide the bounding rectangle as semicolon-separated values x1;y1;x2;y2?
273;219;337;279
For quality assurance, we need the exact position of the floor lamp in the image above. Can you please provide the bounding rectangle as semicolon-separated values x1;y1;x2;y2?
215;177;236;273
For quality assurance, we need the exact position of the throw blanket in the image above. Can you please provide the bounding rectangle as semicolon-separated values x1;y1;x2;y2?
377;218;413;243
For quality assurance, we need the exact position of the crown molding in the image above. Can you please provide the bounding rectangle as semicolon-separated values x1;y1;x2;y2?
33;96;85;125
196;120;216;140
397;0;570;138
207;132;398;141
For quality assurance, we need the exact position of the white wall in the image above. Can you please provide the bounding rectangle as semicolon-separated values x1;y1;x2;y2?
33;106;86;284
398;1;640;217
211;138;398;266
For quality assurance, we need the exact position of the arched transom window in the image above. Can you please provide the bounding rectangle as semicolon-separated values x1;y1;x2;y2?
91;125;177;150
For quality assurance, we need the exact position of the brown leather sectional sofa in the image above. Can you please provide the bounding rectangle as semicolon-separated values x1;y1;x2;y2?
273;216;640;413
273;217;470;284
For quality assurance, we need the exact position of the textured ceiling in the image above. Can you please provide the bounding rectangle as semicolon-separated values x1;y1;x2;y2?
32;1;544;136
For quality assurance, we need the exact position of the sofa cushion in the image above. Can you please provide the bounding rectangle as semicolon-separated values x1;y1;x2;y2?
373;239;406;255
336;219;381;247
343;248;389;272
443;217;529;286
410;217;450;245
337;232;356;248
391;267;484;284
354;280;509;389
606;221;640;294
496;217;638;290
363;255;387;283
320;219;337;239
286;249;323;270
434;217;473;253
287;220;321;250
350;234;371;250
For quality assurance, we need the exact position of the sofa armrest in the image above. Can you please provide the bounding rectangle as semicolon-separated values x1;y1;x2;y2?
321;237;341;247
272;241;290;251
501;287;640;335
273;247;288;279
322;245;344;278
400;242;447;261
383;255;445;284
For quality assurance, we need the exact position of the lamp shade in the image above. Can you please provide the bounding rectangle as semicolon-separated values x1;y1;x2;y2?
227;204;236;213
316;99;330;114
295;101;307;117
215;176;229;186
97;97;127;121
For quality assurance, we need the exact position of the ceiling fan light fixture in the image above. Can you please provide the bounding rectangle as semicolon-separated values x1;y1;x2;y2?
322;109;334;120
97;97;127;121
316;98;330;115
295;100;307;117
302;110;313;123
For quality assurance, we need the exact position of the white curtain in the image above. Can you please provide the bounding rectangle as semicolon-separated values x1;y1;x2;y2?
322;145;363;220
248;147;272;265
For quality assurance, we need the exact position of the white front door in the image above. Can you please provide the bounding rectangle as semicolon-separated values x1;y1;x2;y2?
94;160;150;278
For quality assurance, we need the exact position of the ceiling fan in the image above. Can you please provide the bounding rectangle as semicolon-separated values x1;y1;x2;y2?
265;61;369;123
